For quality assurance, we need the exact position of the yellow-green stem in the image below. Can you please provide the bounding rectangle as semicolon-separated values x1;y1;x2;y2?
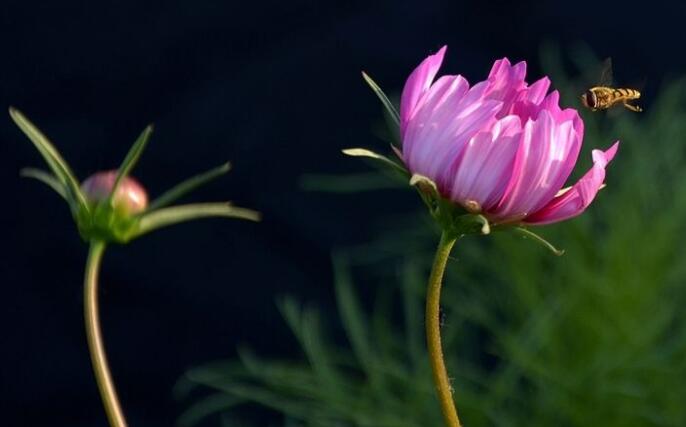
426;232;461;427
84;240;128;427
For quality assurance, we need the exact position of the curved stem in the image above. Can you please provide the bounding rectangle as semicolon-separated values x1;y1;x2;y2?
84;240;128;427
426;231;461;427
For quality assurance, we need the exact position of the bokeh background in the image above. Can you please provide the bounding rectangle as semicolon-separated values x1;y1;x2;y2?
3;1;686;426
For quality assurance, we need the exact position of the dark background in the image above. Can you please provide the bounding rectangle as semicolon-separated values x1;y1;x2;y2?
2;1;685;425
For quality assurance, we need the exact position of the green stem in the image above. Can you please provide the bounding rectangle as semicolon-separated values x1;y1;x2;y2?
84;240;128;427
426;231;461;427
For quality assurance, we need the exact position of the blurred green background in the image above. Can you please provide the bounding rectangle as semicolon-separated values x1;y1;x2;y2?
176;48;686;427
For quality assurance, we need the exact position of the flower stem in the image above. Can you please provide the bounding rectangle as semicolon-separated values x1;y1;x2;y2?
84;240;128;427
426;231;461;427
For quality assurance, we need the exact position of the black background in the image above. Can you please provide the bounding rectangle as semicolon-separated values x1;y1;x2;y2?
2;1;685;426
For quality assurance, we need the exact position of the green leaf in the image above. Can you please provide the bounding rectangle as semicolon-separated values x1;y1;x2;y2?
109;125;153;204
206;382;328;421
10;107;89;213
332;254;379;385
177;393;244;427
514;227;565;256
277;298;342;396
135;202;260;237
20;168;67;200
400;260;424;367
147;162;232;211
361;72;400;127
342;148;409;177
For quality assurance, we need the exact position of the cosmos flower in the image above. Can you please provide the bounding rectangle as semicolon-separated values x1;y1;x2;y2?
400;46;618;225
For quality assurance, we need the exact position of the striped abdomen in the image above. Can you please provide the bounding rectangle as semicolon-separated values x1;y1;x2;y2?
589;86;642;110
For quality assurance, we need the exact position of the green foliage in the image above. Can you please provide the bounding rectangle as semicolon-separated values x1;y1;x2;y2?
179;54;686;426
11;107;90;216
146;162;232;211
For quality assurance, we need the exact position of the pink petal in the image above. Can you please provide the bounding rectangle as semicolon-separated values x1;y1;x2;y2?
526;112;584;213
402;74;505;190
492;110;581;219
539;90;562;116
449;115;521;209
485;58;528;117
525;142;619;225
510;88;567;123
507;77;553;121
487;58;527;89
525;77;551;104
400;46;447;138
404;75;470;153
402;75;470;173
404;85;502;191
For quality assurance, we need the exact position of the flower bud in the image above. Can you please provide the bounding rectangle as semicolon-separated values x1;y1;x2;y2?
81;170;148;215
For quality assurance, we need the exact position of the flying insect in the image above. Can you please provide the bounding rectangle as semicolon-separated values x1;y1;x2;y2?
580;58;642;112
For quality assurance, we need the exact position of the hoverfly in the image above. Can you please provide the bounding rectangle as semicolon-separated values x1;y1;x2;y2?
580;58;642;112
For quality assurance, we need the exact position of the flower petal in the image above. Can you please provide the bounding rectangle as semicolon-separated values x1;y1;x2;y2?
508;77;553;122
526;77;551;104
402;75;470;174
403;79;502;191
449;115;521;209
400;46;447;138
492;110;581;219
525;112;584;214
525;142;619;225
485;58;528;117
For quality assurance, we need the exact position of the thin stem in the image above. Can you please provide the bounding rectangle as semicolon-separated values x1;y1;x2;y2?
426;231;461;427
84;240;128;427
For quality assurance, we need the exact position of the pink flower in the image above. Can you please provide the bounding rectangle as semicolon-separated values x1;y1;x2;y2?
400;46;618;225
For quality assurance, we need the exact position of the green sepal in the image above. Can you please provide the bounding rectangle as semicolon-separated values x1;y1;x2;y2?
108;125;153;205
75;200;142;243
513;227;565;256
10;107;89;215
20;168;67;200
361;71;400;127
342;148;409;178
407;174;565;254
409;174;491;237
409;173;439;202
133;202;261;239
147;162;232;211
436;203;492;238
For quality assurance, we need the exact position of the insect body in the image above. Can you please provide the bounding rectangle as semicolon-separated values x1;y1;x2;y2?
580;58;643;113
581;86;642;112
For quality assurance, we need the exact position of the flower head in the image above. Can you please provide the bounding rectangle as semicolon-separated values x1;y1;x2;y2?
400;46;618;226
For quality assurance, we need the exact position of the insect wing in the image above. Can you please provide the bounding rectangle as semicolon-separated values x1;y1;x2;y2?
598;57;614;86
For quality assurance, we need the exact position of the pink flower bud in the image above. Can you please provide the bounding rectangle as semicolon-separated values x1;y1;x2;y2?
81;170;148;215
